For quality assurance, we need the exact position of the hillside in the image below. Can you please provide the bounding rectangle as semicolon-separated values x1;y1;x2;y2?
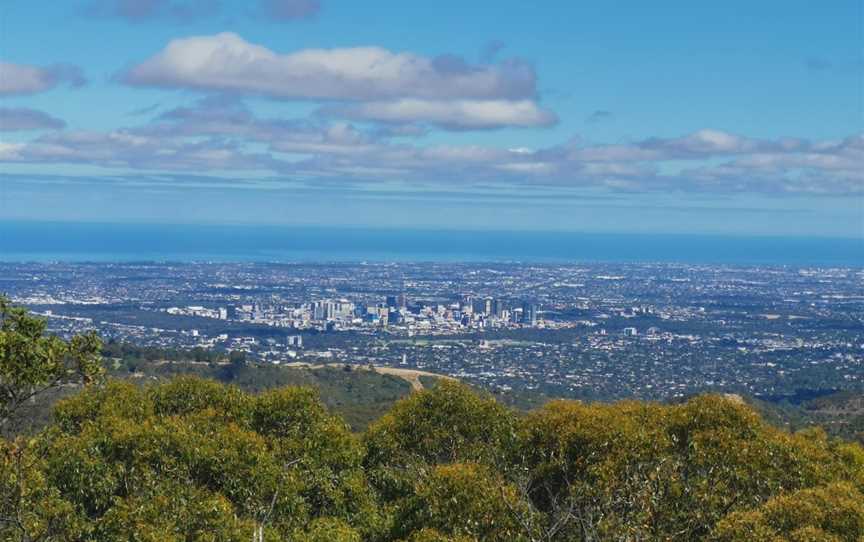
750;391;864;445
3;295;864;541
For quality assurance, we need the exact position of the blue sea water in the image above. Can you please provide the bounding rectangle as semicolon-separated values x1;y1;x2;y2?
0;221;861;266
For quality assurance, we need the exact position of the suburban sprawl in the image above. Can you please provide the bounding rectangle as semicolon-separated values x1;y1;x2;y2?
3;261;862;402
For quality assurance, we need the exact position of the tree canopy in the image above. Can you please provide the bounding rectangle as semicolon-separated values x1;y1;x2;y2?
0;295;102;435
1;299;863;541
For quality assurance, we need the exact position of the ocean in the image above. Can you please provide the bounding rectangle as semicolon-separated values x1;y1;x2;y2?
0;221;861;266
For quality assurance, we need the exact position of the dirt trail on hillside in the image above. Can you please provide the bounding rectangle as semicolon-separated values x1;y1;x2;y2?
282;362;454;391
372;367;456;391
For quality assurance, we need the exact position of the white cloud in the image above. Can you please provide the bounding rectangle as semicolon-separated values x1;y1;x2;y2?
121;32;537;101
321;98;557;129
0;142;25;160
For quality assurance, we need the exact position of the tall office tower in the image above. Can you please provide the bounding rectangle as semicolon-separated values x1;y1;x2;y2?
484;297;494;317
522;302;538;326
312;302;326;320
495;299;505;318
386;295;398;308
397;293;407;308
511;307;523;324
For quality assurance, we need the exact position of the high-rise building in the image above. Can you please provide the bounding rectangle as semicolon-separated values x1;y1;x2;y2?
312;299;354;320
510;307;523;324
522;302;538;326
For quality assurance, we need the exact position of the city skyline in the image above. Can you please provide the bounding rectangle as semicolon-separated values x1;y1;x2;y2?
5;259;861;400
0;1;862;238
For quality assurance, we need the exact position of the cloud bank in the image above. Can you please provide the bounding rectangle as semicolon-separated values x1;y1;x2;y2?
4;34;860;197
122;33;537;101
0;107;67;131
2;95;860;195
119;33;547;130
0;61;86;96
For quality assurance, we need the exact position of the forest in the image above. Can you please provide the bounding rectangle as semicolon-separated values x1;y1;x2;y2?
2;297;864;541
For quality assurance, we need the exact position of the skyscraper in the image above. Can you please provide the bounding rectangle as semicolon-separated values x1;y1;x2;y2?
522;302;538;326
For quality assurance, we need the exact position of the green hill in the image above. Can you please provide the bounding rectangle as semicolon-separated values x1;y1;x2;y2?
3;295;864;541
749;391;864;445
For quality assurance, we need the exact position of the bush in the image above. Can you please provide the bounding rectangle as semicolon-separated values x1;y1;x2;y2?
2;377;863;541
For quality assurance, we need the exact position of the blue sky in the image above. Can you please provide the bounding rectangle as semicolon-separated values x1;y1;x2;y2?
0;0;861;237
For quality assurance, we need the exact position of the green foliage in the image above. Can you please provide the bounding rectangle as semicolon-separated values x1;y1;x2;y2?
294;517;363;542
711;482;864;541
364;380;518;468
0;375;387;541
401;528;476;542
395;463;531;542
2;377;863;541
517;395;864;540
0;438;88;541
0;295;102;434
92;482;253;541
112;355;413;432
363;380;520;503
149;376;251;420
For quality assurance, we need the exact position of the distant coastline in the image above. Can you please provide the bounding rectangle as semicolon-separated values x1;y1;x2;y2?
1;221;861;266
